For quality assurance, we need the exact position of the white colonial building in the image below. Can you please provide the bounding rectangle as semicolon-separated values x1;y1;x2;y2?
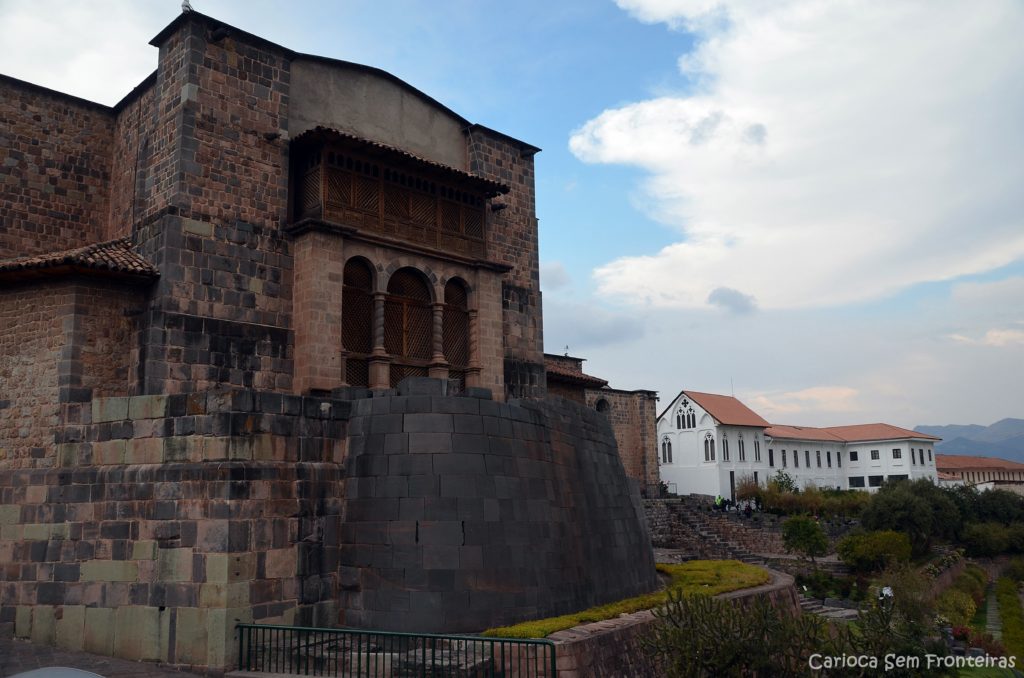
657;390;940;499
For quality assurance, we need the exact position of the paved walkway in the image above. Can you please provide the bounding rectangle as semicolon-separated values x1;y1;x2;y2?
987;584;1002;641
0;636;204;678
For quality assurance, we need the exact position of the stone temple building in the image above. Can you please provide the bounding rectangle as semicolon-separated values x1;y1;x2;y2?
0;11;657;671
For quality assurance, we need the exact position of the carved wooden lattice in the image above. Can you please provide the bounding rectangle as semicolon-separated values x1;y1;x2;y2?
342;258;374;387
311;146;487;258
443;280;470;369
385;269;432;363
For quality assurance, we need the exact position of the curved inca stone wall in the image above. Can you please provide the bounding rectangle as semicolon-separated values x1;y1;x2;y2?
339;389;659;632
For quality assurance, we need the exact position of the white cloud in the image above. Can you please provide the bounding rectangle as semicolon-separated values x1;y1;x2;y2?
950;328;1024;348
707;286;756;314
540;261;571;291
747;386;862;420
573;0;1024;310
0;2;165;105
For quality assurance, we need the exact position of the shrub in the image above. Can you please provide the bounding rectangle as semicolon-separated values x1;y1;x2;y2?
1006;557;1024;583
645;587;848;677
782;516;828;563
836;530;911;573
962;522;1011;557
935;588;976;626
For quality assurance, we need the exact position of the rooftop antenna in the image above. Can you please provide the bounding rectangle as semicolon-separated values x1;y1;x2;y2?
564;345;570;357
730;377;734;396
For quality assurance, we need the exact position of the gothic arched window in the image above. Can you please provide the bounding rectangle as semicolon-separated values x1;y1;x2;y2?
704;433;716;462
661;437;672;464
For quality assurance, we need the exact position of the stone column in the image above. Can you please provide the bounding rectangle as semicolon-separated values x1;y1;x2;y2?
428;302;449;379
368;292;390;389
465;308;482;388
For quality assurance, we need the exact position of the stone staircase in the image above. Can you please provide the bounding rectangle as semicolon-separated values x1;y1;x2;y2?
645;498;767;566
797;593;860;622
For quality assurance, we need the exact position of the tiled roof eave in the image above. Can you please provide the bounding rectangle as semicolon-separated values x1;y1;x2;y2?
294;126;511;196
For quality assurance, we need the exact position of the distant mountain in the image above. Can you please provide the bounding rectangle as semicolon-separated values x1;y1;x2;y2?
915;418;1024;462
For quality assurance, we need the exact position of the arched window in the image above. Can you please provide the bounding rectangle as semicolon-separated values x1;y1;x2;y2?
342;257;374;387
677;402;696;430
596;399;610;415
704;433;715;462
443;278;470;389
738;434;746;461
385;267;432;387
722;435;730;461
661;437;672;464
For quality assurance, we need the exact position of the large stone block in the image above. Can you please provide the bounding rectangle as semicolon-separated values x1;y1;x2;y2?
55;604;86;651
174;607;209;665
156;547;194;582
81;560;138;582
92;397;129;423
83;607;114;655
113;606;166;662
128;395;168;420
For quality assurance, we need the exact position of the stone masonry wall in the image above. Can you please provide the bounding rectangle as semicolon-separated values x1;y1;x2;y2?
0;280;149;469
0;282;68;467
1;389;348;671
130;17;295;396
586;388;659;496
339;384;659;633
106;78;157;241
0;76;114;259
468;129;544;399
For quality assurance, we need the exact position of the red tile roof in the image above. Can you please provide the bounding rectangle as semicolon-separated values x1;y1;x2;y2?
0;238;158;282
294;127;511;196
544;360;608;389
765;425;845;443
819;423;941;443
936;454;1024;471
683;391;771;428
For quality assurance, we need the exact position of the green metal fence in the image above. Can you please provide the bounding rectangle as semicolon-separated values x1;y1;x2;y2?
236;623;558;677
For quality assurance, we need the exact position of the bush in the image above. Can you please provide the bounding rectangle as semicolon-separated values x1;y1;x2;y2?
962;522;1011;557
782;516;828;563
836;530;911;573
935;588;976;626
645;587;848;677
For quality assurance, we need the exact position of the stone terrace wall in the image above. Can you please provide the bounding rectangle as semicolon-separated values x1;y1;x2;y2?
339;388;659;632
550;569;801;678
0;389;348;671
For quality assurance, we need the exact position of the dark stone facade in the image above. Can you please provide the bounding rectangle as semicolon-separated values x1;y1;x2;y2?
339;385;658;632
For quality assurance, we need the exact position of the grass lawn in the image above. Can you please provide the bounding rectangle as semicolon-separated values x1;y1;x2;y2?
481;559;769;639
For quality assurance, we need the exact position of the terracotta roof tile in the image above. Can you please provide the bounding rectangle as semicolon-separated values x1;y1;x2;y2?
545;361;608;389
294;126;511;196
820;423;941;443
936;454;1024;471
683;391;771;428
0;238;158;281
765;425;845;443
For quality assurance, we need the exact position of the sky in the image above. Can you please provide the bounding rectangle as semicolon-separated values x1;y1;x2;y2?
1;0;1021;429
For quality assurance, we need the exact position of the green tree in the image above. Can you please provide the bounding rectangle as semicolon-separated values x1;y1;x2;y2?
836;530;911;573
782;515;828;564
